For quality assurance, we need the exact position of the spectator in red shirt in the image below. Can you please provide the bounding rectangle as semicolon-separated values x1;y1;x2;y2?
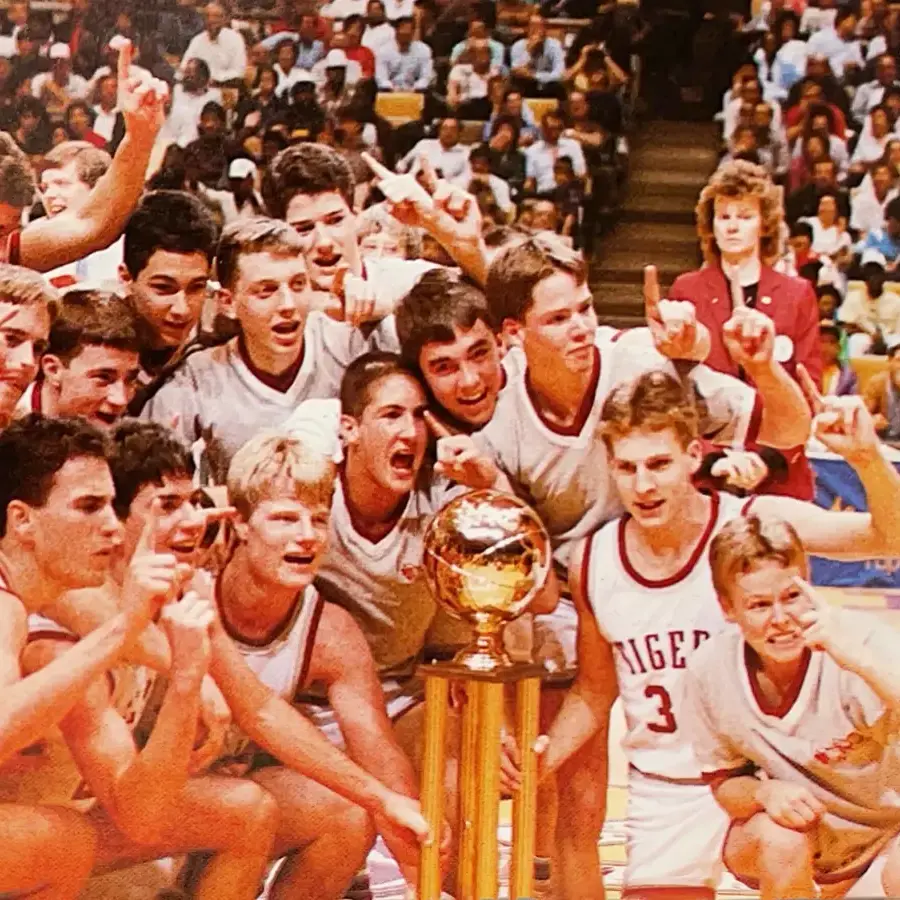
340;15;376;80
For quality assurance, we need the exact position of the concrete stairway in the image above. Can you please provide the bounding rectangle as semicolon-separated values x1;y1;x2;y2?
589;120;721;328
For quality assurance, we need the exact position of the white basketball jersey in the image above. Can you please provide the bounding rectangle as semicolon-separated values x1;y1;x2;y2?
144;312;397;466
584;491;749;780
474;327;759;569
315;477;470;678
213;584;324;774
0;578;156;811
685;623;900;883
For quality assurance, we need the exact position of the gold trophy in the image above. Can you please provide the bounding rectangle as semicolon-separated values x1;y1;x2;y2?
417;489;550;900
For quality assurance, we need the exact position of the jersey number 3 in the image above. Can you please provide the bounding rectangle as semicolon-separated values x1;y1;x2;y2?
644;685;677;733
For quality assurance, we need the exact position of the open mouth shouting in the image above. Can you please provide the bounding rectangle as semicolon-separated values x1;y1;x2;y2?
389;448;417;479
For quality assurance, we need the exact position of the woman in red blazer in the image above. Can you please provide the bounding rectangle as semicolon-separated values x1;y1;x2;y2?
668;159;821;499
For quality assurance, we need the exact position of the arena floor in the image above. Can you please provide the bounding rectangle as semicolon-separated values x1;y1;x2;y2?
78;588;900;900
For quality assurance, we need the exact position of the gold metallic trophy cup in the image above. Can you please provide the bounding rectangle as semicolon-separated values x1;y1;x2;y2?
417;490;550;900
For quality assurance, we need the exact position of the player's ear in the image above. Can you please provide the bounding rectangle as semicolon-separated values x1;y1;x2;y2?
686;438;704;475
339;414;359;447
118;263;132;285
216;286;236;319
6;499;36;543
40;354;63;386
719;594;738;624
501;317;523;349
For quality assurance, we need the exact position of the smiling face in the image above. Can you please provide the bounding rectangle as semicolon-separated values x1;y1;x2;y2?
0;300;50;425
123;475;205;565
242;494;330;590
285;190;360;292
712;194;762;263
609;427;702;530
418;320;504;428
45;344;141;428
508;270;597;378
40;161;91;217
122;250;210;349
727;561;811;664
24;456;123;589
344;372;428;497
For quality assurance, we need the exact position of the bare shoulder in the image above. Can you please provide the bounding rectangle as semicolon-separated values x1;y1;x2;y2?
308;600;371;682
0;589;27;655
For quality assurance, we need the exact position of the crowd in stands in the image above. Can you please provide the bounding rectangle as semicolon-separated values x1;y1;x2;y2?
717;0;900;444
0;0;646;258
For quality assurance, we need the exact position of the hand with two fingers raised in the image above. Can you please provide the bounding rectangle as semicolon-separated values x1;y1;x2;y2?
796;364;882;464
723;306;777;373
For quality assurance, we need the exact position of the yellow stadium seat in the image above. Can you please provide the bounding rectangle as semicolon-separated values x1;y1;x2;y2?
525;97;559;124
850;354;888;393
375;92;425;126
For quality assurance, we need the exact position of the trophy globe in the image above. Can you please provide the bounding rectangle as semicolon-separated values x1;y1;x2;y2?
422;489;551;673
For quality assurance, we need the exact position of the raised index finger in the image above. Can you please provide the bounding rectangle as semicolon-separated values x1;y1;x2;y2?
115;38;133;85
643;265;660;322
423;410;454;439
136;496;164;556
361;151;393;183
796;363;825;414
729;273;746;310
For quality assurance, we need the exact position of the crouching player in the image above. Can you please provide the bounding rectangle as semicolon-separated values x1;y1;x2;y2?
687;486;900;893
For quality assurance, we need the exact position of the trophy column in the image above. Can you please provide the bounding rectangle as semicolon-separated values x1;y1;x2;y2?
417;660;545;900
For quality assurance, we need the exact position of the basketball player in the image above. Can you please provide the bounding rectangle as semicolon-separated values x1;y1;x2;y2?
0;415;280;899
395;268;515;434
685;399;900;900
214;429;435;897
264;144;438;313
0;42;169;274
18;290;145;427
143;218;396;475
0;265;57;429
118;190;219;378
0;416;189;900
527;370;900;900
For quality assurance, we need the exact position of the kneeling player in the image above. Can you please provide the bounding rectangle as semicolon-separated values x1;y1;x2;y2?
686;516;900;900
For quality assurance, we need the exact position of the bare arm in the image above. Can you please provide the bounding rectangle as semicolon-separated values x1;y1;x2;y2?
712;774;767;821
208;619;393;816
749;360;812;449
541;540;618;778
0;592;154;765
19;43;167;272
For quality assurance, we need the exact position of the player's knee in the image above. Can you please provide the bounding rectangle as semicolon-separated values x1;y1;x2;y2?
231;781;279;842
343;803;377;857
726;813;811;877
45;808;97;882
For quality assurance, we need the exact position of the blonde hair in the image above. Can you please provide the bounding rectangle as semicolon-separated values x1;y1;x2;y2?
227;432;336;519
709;514;808;614
695;159;784;266
599;370;700;451
0;263;59;311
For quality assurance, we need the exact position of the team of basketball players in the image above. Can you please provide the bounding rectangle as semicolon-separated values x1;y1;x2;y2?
0;136;897;900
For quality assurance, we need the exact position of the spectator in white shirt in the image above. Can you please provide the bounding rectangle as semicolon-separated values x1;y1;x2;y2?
451;16;507;71
805;7;864;79
456;143;514;218
273;37;305;97
800;0;838;36
362;0;396;57
510;14;565;98
384;0;414;20
723;77;783;143
320;0;367;20
199;158;265;224
447;41;498;120
851;54;900;123
850;104;892;173
524;110;587;195
398;117;471;181
851;159;899;237
91;73;124;150
375;16;433;92
164;57;222;147
180;2;247;85
801;191;853;263
32;44;87;118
